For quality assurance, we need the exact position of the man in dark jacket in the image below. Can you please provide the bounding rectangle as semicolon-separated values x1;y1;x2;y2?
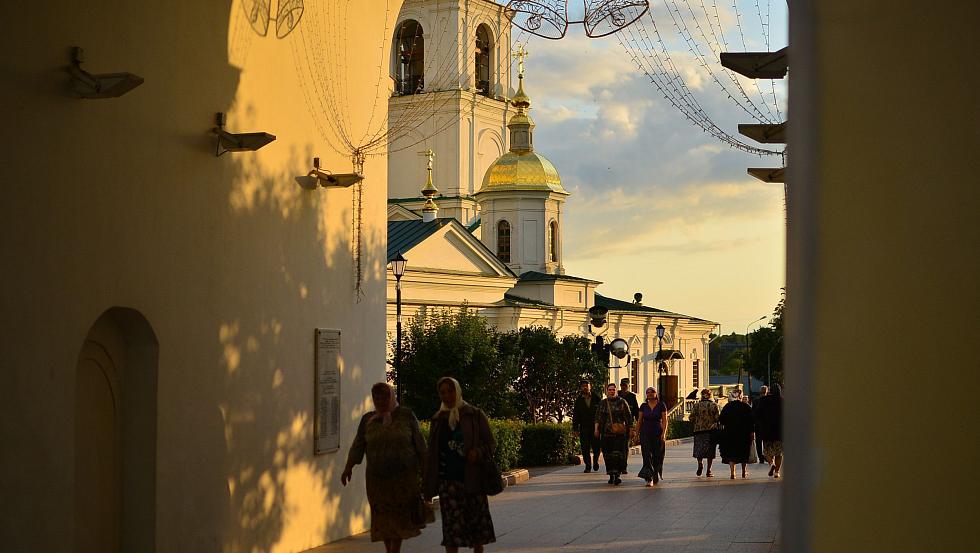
618;377;640;473
572;380;602;472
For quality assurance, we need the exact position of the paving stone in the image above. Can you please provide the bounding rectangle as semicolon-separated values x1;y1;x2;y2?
304;442;781;552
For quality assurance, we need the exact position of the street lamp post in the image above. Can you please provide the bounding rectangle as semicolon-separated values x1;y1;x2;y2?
766;335;783;387
391;252;407;402
656;323;665;399
740;315;767;396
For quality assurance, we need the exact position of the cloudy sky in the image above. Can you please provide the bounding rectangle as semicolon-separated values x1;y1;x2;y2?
517;1;787;333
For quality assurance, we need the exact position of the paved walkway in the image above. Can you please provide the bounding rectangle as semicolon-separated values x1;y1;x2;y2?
307;442;781;552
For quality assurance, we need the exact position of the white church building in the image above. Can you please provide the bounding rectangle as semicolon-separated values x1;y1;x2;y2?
385;0;718;406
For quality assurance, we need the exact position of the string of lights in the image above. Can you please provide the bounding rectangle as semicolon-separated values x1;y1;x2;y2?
617;16;782;156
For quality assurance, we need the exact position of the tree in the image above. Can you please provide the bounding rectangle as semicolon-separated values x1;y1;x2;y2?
509;327;606;423
391;305;518;420
746;289;785;386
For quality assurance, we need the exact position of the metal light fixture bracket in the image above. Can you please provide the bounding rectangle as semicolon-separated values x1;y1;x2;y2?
212;112;276;157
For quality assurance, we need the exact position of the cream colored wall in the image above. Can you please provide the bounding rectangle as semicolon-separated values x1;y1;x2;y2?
786;1;979;551
0;1;399;552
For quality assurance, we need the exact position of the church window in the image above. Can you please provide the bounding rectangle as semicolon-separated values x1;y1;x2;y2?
394;20;424;96
497;220;511;262
549;220;559;262
475;24;494;97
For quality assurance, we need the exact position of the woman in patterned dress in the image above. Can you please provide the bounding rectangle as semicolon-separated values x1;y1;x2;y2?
341;382;427;553
422;377;496;553
595;382;633;485
690;388;720;477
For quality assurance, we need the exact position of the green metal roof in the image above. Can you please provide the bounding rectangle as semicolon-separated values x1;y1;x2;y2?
518;271;601;284
387;219;450;262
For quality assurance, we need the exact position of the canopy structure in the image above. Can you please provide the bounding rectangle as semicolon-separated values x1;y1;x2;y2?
655;349;685;362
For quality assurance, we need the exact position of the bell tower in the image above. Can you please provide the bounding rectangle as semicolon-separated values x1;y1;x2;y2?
387;0;515;226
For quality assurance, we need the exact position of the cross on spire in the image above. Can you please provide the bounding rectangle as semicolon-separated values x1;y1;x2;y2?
512;45;529;79
418;148;435;171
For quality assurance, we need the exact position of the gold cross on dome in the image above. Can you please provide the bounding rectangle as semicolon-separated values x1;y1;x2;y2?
512;45;529;78
417;148;435;170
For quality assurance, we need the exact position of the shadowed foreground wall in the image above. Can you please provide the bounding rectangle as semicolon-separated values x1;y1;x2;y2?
0;1;402;551
786;1;980;551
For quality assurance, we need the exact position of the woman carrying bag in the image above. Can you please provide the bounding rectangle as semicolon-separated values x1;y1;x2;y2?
595;382;633;485
422;377;497;553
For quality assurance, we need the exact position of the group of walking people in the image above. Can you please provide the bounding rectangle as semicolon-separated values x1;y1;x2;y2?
341;377;497;553
572;378;785;485
690;384;784;479
341;376;783;553
572;378;668;487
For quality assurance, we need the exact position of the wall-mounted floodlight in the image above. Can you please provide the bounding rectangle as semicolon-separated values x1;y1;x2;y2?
212;112;276;156
67;47;143;99
295;157;364;189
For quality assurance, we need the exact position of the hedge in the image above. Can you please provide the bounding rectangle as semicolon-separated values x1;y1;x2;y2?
667;419;694;440
418;419;571;471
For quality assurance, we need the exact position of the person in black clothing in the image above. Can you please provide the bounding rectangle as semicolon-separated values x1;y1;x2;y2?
752;385;770;464
571;380;602;472
618;378;639;473
754;384;783;478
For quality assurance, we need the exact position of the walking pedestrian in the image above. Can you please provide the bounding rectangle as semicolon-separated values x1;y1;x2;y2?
571;380;602;472
618;378;639;473
719;388;755;479
341;383;428;553
755;383;783;478
689;388;720;477
635;387;668;486
741;394;759;464
594;383;632;485
422;377;496;553
753;385;770;464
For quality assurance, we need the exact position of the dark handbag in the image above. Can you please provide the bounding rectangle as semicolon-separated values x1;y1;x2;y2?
480;456;504;496
607;399;627;434
410;494;436;525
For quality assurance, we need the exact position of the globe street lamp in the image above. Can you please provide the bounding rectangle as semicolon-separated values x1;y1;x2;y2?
391;252;407;402
656;323;665;398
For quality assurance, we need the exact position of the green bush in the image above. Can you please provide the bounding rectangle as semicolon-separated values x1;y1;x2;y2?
667;419;694;440
418;418;522;472
518;422;578;467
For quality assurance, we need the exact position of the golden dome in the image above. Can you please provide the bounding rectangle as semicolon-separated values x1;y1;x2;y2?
479;151;567;194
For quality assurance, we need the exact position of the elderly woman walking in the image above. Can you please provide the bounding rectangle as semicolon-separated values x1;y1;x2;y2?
689;388;720;477
595;382;633;485
423;377;497;553
719;388;756;479
341;382;427;553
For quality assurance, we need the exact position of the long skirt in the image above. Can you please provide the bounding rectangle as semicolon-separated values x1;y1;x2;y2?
763;440;784;459
601;433;628;474
638;434;665;481
438;480;496;548
721;431;753;464
692;432;716;459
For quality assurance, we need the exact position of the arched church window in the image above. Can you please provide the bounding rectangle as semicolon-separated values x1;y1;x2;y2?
497;220;511;262
394;20;424;96
549;220;559;262
475;24;494;97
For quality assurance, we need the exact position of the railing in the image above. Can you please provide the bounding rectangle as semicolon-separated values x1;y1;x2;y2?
666;401;685;423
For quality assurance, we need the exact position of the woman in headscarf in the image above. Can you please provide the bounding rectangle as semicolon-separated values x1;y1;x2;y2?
422;377;496;553
689;388;720;477
341;382;427;553
719;388;756;479
755;383;784;478
635;387;668;486
594;382;633;485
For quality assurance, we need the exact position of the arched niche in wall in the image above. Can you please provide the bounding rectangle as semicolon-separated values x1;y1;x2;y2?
74;307;158;553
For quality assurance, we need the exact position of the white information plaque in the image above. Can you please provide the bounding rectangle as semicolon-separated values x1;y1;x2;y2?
314;328;342;455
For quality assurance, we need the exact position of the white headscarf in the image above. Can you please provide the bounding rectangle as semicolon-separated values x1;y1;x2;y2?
436;376;469;430
728;388;743;402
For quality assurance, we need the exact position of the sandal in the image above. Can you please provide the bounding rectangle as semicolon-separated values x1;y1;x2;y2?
706;470;713;478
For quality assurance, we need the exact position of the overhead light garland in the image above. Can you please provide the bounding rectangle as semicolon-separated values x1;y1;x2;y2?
505;0;650;39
